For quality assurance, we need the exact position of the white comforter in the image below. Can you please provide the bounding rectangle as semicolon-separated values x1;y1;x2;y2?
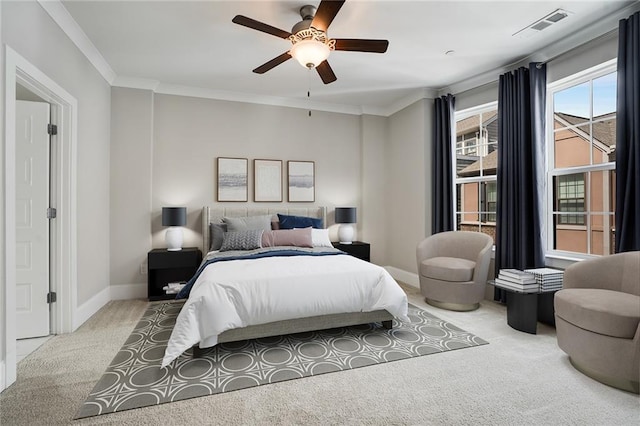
161;252;409;367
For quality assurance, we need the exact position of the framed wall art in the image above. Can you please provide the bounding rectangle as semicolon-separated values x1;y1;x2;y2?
287;160;315;202
217;157;248;202
254;159;282;202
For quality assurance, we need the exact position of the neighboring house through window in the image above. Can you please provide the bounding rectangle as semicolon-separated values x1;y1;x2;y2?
547;60;616;256
453;60;616;257
555;174;585;225
454;104;498;242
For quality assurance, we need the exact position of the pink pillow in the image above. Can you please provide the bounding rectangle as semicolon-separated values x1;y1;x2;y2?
262;228;313;248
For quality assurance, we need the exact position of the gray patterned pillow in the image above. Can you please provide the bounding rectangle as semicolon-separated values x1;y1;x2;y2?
220;229;264;252
209;222;227;251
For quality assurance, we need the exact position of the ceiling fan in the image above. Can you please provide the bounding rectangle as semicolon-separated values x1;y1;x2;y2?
232;0;389;84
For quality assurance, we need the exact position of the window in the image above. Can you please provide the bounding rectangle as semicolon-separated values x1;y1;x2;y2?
485;181;497;223
454;104;498;242
555;174;585;225
547;61;616;256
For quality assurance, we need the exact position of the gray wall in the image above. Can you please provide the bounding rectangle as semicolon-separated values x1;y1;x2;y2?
547;32;618;84
110;88;154;287
1;1;111;306
151;94;362;248
109;91;438;286
109;90;377;287
385;99;432;274
361;114;389;265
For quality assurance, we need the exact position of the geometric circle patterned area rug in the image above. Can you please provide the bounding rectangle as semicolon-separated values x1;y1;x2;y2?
76;301;488;419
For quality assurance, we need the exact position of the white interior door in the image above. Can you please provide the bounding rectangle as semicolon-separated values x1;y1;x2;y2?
15;100;51;339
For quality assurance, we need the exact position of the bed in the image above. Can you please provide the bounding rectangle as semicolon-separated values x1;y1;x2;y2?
160;206;409;367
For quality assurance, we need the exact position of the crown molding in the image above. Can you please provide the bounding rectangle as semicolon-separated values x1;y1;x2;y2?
116;80;437;117
155;83;365;116
37;0;116;85
112;76;160;92
365;88;437;116
438;1;640;98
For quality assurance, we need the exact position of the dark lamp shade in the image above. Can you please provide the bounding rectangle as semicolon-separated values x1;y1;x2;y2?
162;207;186;227
335;207;357;224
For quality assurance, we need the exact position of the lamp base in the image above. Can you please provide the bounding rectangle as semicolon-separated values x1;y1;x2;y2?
338;224;354;245
166;227;184;251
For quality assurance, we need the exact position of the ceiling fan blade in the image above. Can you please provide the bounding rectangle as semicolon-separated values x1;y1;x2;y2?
232;15;292;39
311;0;345;32
334;39;389;53
316;60;337;84
253;52;292;74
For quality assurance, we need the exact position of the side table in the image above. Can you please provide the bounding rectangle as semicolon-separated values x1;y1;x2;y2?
491;280;557;334
147;247;202;301
332;241;370;262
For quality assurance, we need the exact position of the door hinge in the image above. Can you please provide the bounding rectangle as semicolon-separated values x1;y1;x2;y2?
47;292;57;304
47;124;58;135
47;207;57;219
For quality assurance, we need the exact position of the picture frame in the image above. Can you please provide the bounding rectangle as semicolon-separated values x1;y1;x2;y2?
287;160;315;202
217;157;248;202
254;159;283;202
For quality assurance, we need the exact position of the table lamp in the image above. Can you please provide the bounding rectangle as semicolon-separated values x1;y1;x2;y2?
162;207;187;251
335;207;357;244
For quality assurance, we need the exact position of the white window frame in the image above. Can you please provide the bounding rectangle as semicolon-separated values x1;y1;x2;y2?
545;59;617;260
453;101;498;236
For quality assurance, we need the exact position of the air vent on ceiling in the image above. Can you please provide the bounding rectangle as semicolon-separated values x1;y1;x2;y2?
513;9;571;39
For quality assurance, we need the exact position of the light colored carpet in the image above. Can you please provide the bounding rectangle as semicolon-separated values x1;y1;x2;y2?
76;302;487;418
1;284;638;425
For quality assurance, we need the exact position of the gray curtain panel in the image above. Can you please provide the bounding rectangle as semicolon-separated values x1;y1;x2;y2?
495;64;546;301
615;11;640;253
432;94;455;234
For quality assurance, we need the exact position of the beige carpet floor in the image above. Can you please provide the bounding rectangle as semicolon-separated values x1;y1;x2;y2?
1;284;638;425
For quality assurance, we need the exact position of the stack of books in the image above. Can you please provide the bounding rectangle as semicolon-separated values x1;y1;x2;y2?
496;269;539;293
524;267;564;291
163;281;186;295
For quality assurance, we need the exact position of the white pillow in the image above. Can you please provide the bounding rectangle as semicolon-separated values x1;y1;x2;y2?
296;227;333;247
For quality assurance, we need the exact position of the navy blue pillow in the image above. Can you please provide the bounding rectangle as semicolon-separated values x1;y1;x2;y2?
277;214;323;229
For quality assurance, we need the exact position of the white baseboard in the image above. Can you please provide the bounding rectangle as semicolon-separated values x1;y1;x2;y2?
384;266;419;288
110;282;147;300
72;283;146;331
0;359;5;392
73;286;110;331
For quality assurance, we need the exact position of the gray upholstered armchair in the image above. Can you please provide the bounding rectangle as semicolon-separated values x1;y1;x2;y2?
554;251;640;394
416;231;493;311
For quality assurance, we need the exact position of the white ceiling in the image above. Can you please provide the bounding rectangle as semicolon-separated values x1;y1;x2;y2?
59;0;636;115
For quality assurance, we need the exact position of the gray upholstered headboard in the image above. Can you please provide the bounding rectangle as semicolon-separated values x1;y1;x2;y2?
202;206;327;253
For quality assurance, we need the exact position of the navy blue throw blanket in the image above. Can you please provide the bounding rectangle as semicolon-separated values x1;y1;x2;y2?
176;249;346;299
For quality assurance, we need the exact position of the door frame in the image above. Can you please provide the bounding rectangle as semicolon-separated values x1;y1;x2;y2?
2;46;78;389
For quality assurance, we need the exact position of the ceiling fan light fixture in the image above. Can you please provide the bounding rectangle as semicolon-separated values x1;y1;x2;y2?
290;39;331;68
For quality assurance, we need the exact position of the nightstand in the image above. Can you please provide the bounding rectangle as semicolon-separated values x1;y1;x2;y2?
332;241;370;262
147;247;202;301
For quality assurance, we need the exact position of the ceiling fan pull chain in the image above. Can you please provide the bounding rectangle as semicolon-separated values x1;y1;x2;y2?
307;68;312;117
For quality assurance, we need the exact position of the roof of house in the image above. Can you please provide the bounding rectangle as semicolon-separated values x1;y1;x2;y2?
457;112;616;177
555;112;616;148
458;150;498;177
456;111;497;136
